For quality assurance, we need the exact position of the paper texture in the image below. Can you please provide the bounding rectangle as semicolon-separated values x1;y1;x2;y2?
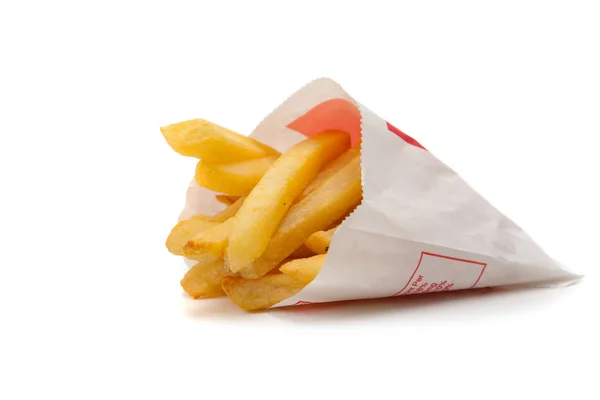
179;78;581;307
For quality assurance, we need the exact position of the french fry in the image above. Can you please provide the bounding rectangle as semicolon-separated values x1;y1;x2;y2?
279;254;326;284
208;196;245;222
227;131;351;273
297;148;359;201
161;119;279;162
166;217;220;256
181;260;226;298
221;273;306;311
191;196;245;223
237;150;361;279
195;155;278;196
183;218;236;262
289;244;315;259
215;195;234;205
305;226;339;254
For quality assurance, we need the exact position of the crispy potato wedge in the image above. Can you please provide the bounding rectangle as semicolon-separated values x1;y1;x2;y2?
227;131;351;272
305;226;339;254
238;150;361;278
195;155;278;196
183;218;235;262
298;148;359;201
166;218;220;256
181;260;226;298
279;254;326;284
221;273;306;311
160;118;279;162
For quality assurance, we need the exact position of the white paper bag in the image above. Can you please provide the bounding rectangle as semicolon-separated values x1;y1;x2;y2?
179;78;581;308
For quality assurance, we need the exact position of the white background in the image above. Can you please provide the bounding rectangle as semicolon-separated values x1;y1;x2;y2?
1;1;599;399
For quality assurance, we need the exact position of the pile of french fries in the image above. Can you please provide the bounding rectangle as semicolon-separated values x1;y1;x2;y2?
162;119;362;311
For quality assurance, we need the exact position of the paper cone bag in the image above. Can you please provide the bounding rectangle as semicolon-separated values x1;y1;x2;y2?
179;78;581;308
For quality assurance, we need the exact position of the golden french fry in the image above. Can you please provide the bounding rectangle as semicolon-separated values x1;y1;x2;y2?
190;196;246;223
289;244;315;259
209;196;245;222
181;260;226;299
221;273;306;311
215;195;234;205
227;131;351;273
166;217;220;256
305;226;339;254
298;148;359;201
195;155;278;196
329;212;352;229
279;254;326;284
160;119;279;162
237;150;361;279
183;218;235;262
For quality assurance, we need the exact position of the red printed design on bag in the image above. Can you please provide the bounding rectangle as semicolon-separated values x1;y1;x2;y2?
386;122;426;150
287;99;362;147
287;100;424;151
394;252;486;296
